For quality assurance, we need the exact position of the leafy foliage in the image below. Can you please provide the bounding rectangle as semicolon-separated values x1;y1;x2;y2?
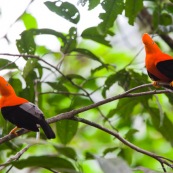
0;0;173;173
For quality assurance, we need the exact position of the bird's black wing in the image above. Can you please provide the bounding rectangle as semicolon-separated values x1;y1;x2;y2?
156;59;173;80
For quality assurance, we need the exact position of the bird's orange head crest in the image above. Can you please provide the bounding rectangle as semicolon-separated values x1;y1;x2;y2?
142;33;154;46
0;76;16;96
142;33;161;53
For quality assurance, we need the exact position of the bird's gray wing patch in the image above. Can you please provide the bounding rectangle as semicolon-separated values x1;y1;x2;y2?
19;102;43;118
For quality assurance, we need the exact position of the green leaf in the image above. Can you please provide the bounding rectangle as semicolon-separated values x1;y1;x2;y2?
164;3;173;14
54;146;77;160
23;59;38;79
61;27;77;53
21;13;38;29
125;0;143;25
0;59;18;70
102;69;130;97
88;0;100;10
56;119;78;144
12;155;76;172
72;48;104;64
17;29;67;54
9;78;22;95
81;27;111;47
98;0;124;34
16;30;36;54
46;81;69;94
103;147;118;156
160;13;172;26
44;1;80;24
153;8;160;30
146;107;173;146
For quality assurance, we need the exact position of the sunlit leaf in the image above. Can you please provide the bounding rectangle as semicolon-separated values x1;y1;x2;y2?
56;120;78;144
21;13;38;29
44;1;80;24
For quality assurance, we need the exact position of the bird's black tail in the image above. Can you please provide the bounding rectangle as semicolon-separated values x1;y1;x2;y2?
39;120;55;139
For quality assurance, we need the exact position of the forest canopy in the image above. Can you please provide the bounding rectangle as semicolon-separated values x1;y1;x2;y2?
0;0;173;173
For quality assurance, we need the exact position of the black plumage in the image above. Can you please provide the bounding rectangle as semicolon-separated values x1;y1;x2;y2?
1;102;55;139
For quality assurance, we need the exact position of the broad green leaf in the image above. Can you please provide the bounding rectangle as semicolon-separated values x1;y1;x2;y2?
118;148;133;165
17;30;36;54
61;27;77;53
102;69;130;97
31;28;66;42
9;78;22;95
164;3;173;14
81;27;111;47
12;155;76;171
72;48;104;64
21;13;38;29
125;129;138;140
66;74;85;81
146;107;173;146
46;82;69;93
56;119;78;144
88;0;100;10
54;146;77;160
96;157;132;173
125;0;143;25
17;29;66;54
44;1;80;24
113;98;139;126
0;59;18;70
23;59;38;79
99;0;124;34
160;13;172;26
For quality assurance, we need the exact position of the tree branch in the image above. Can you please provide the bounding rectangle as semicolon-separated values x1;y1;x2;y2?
71;117;173;170
0;82;172;171
0;82;171;144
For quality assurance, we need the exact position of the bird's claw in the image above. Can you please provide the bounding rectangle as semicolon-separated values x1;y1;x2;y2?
9;126;20;136
170;81;173;88
152;81;160;88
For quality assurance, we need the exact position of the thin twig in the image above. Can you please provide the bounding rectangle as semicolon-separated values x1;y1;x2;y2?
71;117;173;170
0;144;32;171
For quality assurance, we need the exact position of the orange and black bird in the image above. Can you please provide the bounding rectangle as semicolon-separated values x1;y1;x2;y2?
0;76;55;139
142;33;173;87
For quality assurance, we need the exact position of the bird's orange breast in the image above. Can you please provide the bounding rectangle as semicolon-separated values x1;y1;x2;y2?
145;53;171;82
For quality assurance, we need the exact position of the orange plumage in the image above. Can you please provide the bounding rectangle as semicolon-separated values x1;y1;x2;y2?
142;33;173;84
